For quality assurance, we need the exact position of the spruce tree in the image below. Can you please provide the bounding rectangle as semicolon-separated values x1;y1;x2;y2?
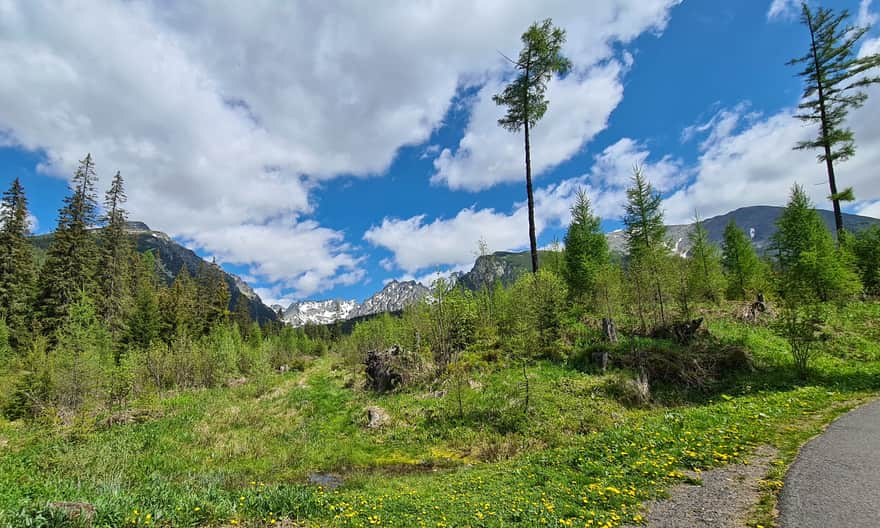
494;19;572;273
721;220;763;300
788;2;880;234
233;294;252;337
0;178;36;348
97;171;133;337
687;214;725;304
197;261;230;332
563;188;609;303
37;154;100;335
160;265;198;339
623;167;669;328
126;252;162;349
772;184;861;301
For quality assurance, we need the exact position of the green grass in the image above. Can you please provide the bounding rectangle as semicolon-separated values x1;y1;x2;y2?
1;303;879;527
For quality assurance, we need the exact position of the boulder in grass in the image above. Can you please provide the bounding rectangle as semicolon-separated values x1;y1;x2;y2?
366;406;390;429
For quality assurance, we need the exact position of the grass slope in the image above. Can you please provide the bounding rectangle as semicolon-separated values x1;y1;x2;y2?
1;303;879;528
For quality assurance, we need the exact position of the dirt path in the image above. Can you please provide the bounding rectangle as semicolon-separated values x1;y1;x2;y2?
625;446;777;528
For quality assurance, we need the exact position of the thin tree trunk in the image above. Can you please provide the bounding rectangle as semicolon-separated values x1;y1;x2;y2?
808;12;844;236
524;116;538;273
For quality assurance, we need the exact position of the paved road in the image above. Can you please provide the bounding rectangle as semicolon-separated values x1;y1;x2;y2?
778;399;880;528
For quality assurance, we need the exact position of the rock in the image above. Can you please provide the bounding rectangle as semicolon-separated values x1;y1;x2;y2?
366;406;390;429
48;502;95;525
226;377;247;388
308;472;344;490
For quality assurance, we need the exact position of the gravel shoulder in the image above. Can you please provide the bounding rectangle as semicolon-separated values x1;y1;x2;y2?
624;445;777;528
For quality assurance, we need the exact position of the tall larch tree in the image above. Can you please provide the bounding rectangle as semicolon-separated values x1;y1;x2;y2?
563;188;609;303
721;219;763;300
494;18;572;273
97;171;133;337
623;166;669;328
0;178;37;348
789;2;880;235
37;154;100;335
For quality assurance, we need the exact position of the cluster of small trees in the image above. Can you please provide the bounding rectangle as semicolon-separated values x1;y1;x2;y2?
0;155;320;421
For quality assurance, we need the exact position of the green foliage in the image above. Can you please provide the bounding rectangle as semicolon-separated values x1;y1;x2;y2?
0;178;36;349
36;155;100;335
563;188;610;303
494;18;572;274
493;18;572;132
96;171;133;338
790;3;880;163
846;225;880;295
623;167;666;259
772;184;861;301
50;292;112;413
721;219;764;300
687;215;725;303
159;265;198;338
196;262;231;332
505;270;568;360
623;167;672;330
789;2;880;231
126;254;162;350
429;279;477;371
774;300;827;377
2;301;879;527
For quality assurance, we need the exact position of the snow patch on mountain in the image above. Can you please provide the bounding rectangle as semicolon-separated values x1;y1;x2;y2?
280;280;429;327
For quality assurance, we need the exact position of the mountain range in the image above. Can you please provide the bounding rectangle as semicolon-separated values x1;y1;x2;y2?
27;205;879;328
30;221;279;324
278;280;430;327
456;206;880;292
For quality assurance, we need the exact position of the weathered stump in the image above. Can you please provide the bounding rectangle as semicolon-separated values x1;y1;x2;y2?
365;345;405;393
602;317;619;343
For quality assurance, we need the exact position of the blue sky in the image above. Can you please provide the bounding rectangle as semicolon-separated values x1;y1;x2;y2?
1;0;879;307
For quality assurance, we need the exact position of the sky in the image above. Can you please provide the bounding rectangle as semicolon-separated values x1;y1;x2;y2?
1;0;879;308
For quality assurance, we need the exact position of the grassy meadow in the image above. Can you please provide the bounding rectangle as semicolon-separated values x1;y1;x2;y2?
1;301;878;528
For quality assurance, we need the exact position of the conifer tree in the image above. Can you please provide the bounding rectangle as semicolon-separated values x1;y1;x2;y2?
97;171;133;337
563;188;609;303
51;291;110;412
494;18;572;273
197;261;230;332
37;154;100;335
160;265;198;338
721;220;763;300
687;214;725;303
789;3;880;234
0;178;36;348
233;294;252;337
126;252;162;349
772;184;861;301
623;166;669;328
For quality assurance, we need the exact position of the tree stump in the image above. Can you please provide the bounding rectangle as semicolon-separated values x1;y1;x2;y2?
602;317;619;343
